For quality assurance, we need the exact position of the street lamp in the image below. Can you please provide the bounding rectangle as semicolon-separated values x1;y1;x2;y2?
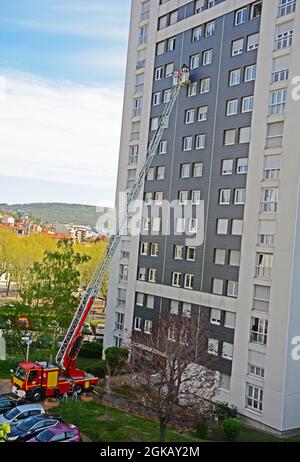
21;335;32;362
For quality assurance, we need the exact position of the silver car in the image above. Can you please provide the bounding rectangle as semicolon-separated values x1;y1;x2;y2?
0;403;45;425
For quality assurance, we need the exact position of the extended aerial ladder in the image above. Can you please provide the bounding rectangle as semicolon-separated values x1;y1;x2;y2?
55;66;190;375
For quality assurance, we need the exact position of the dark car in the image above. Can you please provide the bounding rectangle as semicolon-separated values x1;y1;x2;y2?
6;414;64;442
0;396;27;416
28;423;83;442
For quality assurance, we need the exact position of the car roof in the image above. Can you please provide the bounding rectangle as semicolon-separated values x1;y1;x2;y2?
15;403;44;411
49;423;77;434
24;414;60;422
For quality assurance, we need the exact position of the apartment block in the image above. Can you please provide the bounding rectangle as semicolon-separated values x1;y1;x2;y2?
104;0;300;434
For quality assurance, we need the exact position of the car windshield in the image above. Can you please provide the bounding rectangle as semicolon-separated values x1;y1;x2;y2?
4;407;19;420
0;401;11;409
17;418;36;432
36;429;54;443
15;366;27;381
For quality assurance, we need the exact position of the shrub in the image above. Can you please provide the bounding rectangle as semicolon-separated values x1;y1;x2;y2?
105;347;129;371
222;418;241;441
79;341;103;359
196;420;209;439
213;401;237;424
88;362;107;379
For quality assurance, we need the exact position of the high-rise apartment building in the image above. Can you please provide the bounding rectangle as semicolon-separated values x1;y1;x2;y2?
104;0;300;434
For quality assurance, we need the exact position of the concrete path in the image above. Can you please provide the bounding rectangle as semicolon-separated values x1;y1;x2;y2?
0;379;11;395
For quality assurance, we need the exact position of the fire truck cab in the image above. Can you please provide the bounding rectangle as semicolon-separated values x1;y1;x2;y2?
12;361;98;402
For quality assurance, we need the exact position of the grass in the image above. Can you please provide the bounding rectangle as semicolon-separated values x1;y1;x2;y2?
0;359;18;379
53;401;201;443
76;357;103;371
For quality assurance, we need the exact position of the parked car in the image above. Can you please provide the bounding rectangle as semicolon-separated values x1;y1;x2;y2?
28;423;83;442
6;414;64;442
0;397;28;415
0;403;45;425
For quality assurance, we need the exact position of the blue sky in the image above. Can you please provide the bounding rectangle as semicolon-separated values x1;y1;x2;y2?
0;0;131;206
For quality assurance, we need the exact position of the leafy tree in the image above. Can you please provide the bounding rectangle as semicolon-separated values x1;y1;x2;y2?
0;423;10;442
105;347;128;372
222;418;241;441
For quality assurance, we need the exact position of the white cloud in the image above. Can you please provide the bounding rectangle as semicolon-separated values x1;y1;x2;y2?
0;72;123;206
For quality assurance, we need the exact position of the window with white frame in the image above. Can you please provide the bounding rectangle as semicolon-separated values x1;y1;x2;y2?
136;292;144;306
270;89;287;115
196;134;206;149
115;312;124;332
140;242;149;255
246;384;263;411
234;189;246;204
193;162;203;177
163;88;172;103
222;342;234;360
272;55;289;83
144;192;152;205
134;317;142;331
156;166;165;180
192;26;202;42
261;188;278;213
198;106;208;121
182;302;192;318
179;190;189;205
237;157;248;174
264;155;281;180
144;319;152;334
138;24;148;45
200;77;211;93
153;92;161;106
202;49;213;65
170;299;179;315
147;167;155;181
217;219;229;235
251;317;268;345
184;274;194;289
256;253;273;279
120;264;128;282
224;311;236;329
227;280;239;298
278;0;296;17
229;68;241;86
172;272;182;287
190;53;200;69
219;189;231;205
189;218;198;233
191;190;201;205
229;250;241;267
174;245;184;260
176;218;186;233
146;295;154;309
158;14;168;30
214;248;226;265
232;38;244;56
150;243;159;257
247;33;259;50
154;192;163;205
185;109;195;124
156;41;165;56
167;37;176;52
148;268;157;283
250;1;262;19
114;336;122;348
138;267;146;281
159;140;167;154
213;278;223;295
245;64;256;81
222;159;234;175
183;136;193;151
165;62;174;77
133;97;143;117
187;246;196;261
242;96;254;113
231;219;243;235
239;126;251;143
188;81;198;97
154;67;164;81
208;338;219;356
169;10;178;25
235;7;248;25
248;364;265;379
276;22;293;49
152;217;161;233
210;308;221;325
181;163;191;178
142;216;150;230
205;20;215;37
226;99;239;116
224;129;236;145
151;117;159;131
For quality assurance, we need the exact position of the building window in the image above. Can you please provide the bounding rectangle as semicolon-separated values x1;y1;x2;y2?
222;342;233;360
150;243;159;257
184;274;194;289
115;312;124;332
239;126;251;144
273;68;289;83
270;89;287;115
188;81;198;97
147;167;155;181
237;158;248;174
217;219;229;235
214;249;226;265
196;134;206;149
174;245;184;260
188;218;198;233
235;7;248;25
136;292;144;306
192;26;202;42
172;272;182;287
151;117;159;131
213;278;223;295
219;189;231;205
276;25;293;50
163;88;172;104
167;37;176;52
232;38;244;56
138;25;149;45
165;62;174;77
159;140;167;155
226;99;239;116
247;33;259;51
190;53;200;69
246;384;263;412
229;69;241;86
251;317;268;345
148;268;157;283
205;21;215;37
208;338;219;356
224;311;236;329
156;166;166;180
210;308;221;325
185;109;195;124
144;320;152;334
245;64;256;82
140;242;149;255
158;14;168;30
242;96;254;113
256;253;273;279
222;159;233;175
198;105;208;121
135;317;142;331
234;189;246;205
191;190;201;205
138;267;146;281
154;67;164;81
183;136;193;151
181;163;191;178
248;364;265;379
156;41;165;56
224;129;236;145
169;10;178;26
146;295;154;309
153;92;161;106
114;336;122;348
193;162;203;177
229;250;241;267
231;219;243;236
250;1;262;19
182;303;192;318
264;154;281;180
261;188;278;213
202;49;213;65
144;192;152;205
278;0;296;17
187;246;196;261
227;281;239;298
200;77;211;93
154;192;164;205
179;190;189;205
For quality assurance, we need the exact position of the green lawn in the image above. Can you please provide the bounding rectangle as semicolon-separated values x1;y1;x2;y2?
0;359;18;379
53;401;201;443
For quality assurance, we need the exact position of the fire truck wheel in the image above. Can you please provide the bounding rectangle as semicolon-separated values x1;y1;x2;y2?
31;388;44;402
74;384;84;395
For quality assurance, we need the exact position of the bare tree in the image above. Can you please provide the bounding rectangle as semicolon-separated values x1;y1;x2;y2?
123;308;220;442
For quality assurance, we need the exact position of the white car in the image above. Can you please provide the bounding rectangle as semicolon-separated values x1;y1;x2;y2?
0;403;45;425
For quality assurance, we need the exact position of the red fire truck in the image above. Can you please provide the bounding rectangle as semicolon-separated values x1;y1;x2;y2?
11;66;189;401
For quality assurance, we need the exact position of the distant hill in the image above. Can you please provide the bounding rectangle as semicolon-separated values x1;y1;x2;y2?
0;203;112;228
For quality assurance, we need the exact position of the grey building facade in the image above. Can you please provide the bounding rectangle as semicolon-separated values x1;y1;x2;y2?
104;0;300;433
